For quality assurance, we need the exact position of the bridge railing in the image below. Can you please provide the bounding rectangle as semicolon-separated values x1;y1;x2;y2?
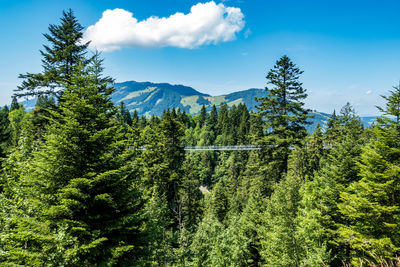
184;145;261;151
130;144;332;151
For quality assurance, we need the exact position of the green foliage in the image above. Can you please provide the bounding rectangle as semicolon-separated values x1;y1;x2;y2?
15;9;89;98
116;101;133;129
0;106;11;159
1;55;148;266
296;104;365;265
338;86;400;264
8;105;27;148
257;55;312;181
190;211;224;266
259;171;304;266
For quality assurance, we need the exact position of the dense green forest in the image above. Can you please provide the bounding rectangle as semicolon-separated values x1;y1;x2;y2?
1;10;400;266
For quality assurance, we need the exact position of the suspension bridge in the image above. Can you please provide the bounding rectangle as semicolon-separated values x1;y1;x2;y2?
133;145;261;151
134;144;330;151
184;145;261;151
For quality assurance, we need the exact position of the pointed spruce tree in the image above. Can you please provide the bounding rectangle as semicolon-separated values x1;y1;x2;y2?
256;55;312;180
0;106;11;159
338;84;400;264
1;58;148;265
15;9;90;98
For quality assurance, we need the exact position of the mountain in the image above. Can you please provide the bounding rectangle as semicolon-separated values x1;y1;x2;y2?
111;81;268;117
20;80;375;132
110;81;337;132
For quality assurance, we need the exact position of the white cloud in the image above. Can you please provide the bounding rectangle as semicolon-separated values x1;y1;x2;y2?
83;1;245;51
366;90;373;95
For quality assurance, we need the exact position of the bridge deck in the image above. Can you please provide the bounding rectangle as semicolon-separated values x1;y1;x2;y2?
184;145;261;151
133;144;331;151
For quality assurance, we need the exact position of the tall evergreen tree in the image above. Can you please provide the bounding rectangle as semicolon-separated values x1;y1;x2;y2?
257;55;311;180
140;111;185;229
116;101;132;128
338;85;400;264
0;106;11;159
10;96;21;111
259;170;304;266
1;59;147;265
15;9;89;98
217;103;229;137
25;95;57;145
198;105;207;128
297;104;365;266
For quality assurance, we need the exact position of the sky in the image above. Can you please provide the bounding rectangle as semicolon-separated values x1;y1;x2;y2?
1;0;400;116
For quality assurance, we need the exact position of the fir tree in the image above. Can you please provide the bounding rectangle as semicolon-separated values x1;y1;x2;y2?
15;9;90;98
217;103;229;138
297;104;365;265
0;106;11;159
190;211;224;266
1;59;147;265
198;105;207;128
10;96;21;111
338;85;400;264
8;104;26;148
116;101;132;128
259;171;303;266
257;55;312;180
140;111;185;230
208;105;218;134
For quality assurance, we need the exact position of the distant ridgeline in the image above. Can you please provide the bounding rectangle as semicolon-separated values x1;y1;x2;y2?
20;80;376;132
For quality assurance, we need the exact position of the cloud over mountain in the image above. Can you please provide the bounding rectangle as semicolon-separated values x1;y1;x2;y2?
83;1;245;51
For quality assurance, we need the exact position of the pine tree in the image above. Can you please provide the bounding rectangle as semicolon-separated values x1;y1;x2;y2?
25;95;57;145
140;111;185;231
1;59;147;265
10;96;21;111
209;213;251;266
338;85;400;264
257;55;312;180
259;171;304;266
290;123;325;181
175;154;204;265
208;105;218;133
198;105;207;128
236;177;266;265
0;106;11;159
144;190;175;265
190;210;224;266
8;103;26;148
132;109;139;125
15;9;89;98
297;104;365;265
116;101;132;128
217;103;229;139
237;104;250;145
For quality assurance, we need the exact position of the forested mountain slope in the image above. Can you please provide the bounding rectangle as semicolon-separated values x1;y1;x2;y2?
21;80;374;132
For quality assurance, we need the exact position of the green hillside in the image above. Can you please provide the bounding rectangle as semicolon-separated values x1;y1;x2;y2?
21;80;374;131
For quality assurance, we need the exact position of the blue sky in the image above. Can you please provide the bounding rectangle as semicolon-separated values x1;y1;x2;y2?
1;0;400;115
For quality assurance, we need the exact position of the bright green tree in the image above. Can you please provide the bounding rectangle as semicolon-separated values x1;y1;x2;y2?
140;110;185;231
15;9;89;98
0;106;11;159
297;104;365;266
259;170;304;266
338;85;400;265
1;59;147;265
198;105;207;128
257;55;311;180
